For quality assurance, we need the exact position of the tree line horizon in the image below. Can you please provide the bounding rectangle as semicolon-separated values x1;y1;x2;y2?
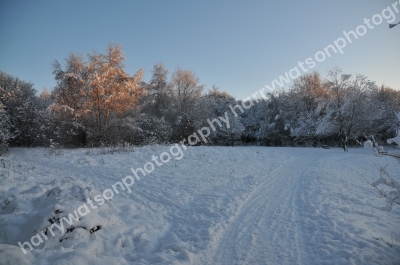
0;44;399;152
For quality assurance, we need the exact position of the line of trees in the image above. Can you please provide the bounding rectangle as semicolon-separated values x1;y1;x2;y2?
1;45;399;152
254;69;400;147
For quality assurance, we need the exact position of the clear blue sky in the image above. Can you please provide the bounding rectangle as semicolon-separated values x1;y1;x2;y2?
1;0;399;99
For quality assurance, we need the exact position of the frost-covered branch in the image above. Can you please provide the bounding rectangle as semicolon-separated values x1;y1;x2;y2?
369;165;400;211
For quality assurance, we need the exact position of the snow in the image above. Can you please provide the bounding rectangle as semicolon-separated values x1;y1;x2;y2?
0;146;399;264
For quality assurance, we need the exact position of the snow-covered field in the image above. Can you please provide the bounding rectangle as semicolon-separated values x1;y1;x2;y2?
0;146;399;265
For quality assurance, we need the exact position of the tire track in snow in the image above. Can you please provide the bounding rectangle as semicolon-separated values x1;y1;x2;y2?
211;153;320;265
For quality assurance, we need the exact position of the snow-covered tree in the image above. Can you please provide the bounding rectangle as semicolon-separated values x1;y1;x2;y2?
0;102;10;153
319;68;353;145
367;112;400;211
0;71;41;147
37;88;53;110
136;115;172;144
86;45;144;141
256;90;292;146
317;69;379;148
51;45;144;145
171;68;204;140
142;63;173;118
371;86;400;142
203;87;237;144
240;100;264;145
16;99;41;147
220;112;245;146
288;72;328;146
387;112;400;148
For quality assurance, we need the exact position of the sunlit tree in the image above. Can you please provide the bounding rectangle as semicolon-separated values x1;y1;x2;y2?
51;45;144;145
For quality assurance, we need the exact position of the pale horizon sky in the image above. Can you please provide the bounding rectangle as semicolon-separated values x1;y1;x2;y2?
1;0;399;99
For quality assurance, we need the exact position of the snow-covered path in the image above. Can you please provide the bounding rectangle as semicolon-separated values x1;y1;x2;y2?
0;146;399;265
211;154;312;265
